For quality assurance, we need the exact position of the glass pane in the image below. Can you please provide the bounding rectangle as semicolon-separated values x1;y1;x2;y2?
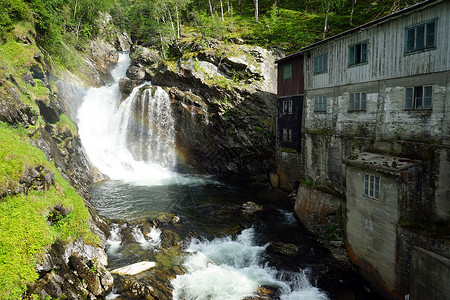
361;43;368;62
355;44;361;64
369;175;374;197
375;177;380;199
405;88;413;109
416;25;425;49
323;54;328;72
314;97;318;111
424;86;432;108
361;92;366;110
314;57;318;73
364;174;369;195
415;87;423;109
406;28;415;51
426;22;435;47
349;46;355;65
323;96;327;111
355;93;360;110
349;93;354;110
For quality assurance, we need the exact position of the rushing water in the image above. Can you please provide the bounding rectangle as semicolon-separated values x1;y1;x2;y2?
78;53;381;299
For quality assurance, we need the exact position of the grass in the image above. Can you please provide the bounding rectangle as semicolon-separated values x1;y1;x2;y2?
0;122;98;299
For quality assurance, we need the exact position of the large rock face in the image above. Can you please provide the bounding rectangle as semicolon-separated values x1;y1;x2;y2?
125;40;281;176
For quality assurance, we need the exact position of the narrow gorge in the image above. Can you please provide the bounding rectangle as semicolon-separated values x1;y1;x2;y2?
1;17;381;300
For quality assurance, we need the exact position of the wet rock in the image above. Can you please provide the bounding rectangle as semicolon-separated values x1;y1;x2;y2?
69;253;103;296
126;65;148;81
160;229;181;248
267;242;301;257
242;201;264;216
243;285;281;299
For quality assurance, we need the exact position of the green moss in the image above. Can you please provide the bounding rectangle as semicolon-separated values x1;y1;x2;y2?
0;121;98;299
56;114;78;136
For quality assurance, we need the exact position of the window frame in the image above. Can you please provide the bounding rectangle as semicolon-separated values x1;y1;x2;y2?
364;174;380;199
283;64;292;80
404;18;438;55
314;95;327;113
348;92;367;112
313;53;328;75
405;86;432;110
283;100;293;114
348;41;368;67
282;128;292;142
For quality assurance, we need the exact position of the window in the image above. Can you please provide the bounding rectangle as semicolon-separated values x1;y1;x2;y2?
405;19;437;53
283;100;292;114
349;42;368;66
405;86;432;110
313;53;328;74
314;96;327;112
283;128;292;142
283;64;292;80
349;92;367;111
364;174;380;199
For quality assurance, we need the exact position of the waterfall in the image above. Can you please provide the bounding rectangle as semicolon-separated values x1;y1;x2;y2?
77;53;176;184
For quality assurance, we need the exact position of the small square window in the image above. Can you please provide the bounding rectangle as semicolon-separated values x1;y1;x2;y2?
283;101;292;114
313;53;328;74
314;96;327;112
349;42;368;66
364;174;380;199
405;19;437;54
405;86;432;110
283;64;292;80
349;92;367;112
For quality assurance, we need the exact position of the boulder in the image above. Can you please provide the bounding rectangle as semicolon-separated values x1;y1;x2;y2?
111;261;156;275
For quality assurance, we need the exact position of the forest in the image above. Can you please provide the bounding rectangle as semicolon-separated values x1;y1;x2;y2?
1;0;418;62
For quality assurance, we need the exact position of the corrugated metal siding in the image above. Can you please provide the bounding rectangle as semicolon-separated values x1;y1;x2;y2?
305;1;450;90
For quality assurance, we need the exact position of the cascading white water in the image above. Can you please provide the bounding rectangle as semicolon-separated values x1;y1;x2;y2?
77;53;176;184
171;228;329;300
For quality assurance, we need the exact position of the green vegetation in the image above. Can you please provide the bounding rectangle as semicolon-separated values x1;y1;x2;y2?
0;122;98;299
116;0;418;56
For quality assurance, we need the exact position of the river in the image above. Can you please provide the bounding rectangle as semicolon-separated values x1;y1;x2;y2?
77;53;382;299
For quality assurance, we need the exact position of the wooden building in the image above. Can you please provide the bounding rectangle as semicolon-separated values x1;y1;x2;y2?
275;0;450;298
275;53;304;152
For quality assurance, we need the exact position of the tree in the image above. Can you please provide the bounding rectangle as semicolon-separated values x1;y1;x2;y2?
350;0;356;25
321;0;345;39
254;0;259;23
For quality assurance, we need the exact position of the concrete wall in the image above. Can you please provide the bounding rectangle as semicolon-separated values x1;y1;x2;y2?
410;247;450;300
275;151;302;190
345;165;399;292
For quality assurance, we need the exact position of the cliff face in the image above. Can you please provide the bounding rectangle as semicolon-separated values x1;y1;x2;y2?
123;36;282;177
0;21;124;299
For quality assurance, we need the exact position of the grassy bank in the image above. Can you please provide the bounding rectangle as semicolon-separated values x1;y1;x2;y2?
0;122;98;299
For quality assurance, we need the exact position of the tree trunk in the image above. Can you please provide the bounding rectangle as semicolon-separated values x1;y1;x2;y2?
176;4;180;39
208;0;214;17
254;0;259;23
350;0;356;25
227;0;231;15
322;5;329;39
220;0;224;21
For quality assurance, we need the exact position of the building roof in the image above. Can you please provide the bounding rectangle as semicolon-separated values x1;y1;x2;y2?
275;0;441;64
343;152;421;176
